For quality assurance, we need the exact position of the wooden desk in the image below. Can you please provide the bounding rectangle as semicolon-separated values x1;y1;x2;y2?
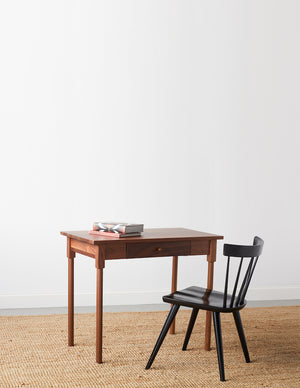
61;228;223;363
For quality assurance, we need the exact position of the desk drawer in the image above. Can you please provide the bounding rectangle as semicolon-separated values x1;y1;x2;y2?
127;241;190;258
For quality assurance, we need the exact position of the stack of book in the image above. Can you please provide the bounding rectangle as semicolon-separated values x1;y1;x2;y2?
88;222;144;238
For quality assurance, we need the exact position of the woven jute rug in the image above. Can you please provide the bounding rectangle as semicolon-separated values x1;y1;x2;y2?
0;306;299;387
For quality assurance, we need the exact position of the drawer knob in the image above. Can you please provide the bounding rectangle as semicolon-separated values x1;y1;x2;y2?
156;247;162;252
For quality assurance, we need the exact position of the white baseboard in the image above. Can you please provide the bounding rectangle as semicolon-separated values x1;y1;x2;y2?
246;287;300;301
0;287;299;309
0;291;166;309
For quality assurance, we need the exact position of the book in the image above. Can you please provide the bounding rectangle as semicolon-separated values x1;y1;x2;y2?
88;230;142;238
93;222;144;234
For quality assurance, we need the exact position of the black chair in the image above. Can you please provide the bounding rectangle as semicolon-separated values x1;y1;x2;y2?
146;236;264;382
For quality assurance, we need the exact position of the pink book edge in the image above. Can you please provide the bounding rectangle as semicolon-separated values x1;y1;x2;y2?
89;230;121;238
88;230;142;238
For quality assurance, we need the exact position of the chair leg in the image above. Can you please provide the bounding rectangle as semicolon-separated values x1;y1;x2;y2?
182;308;199;350
213;312;225;382
145;304;180;370
233;311;250;363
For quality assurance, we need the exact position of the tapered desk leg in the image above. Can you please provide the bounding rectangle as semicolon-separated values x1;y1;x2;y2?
170;256;178;334
205;262;214;350
96;268;103;363
68;257;74;346
205;239;216;351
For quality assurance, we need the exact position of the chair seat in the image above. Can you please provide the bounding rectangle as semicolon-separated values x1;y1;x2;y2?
163;286;246;312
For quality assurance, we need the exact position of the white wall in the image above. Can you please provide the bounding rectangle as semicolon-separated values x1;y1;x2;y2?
0;1;299;308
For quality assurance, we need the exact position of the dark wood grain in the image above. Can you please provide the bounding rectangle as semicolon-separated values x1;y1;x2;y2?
96;268;103;363
68;257;74;347
61;228;223;245
170;256;178;334
191;239;210;255
127;241;190;258
205;239;217;350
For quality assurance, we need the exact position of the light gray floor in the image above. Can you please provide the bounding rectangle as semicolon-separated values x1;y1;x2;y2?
0;300;299;316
